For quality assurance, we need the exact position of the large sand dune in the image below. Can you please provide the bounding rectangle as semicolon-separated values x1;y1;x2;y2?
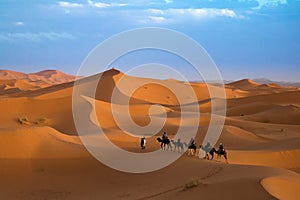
0;69;299;199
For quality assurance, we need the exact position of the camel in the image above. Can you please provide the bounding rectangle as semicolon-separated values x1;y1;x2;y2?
200;146;228;163
171;139;184;153
213;148;228;163
185;142;197;156
200;144;214;159
156;137;172;151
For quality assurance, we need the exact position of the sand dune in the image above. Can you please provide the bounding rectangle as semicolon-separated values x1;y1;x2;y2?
0;69;75;97
0;69;28;80
0;69;299;199
227;78;261;88
244;104;300;125
226;78;299;97
0;69;75;85
229;148;300;171
0;126;83;159
261;175;300;200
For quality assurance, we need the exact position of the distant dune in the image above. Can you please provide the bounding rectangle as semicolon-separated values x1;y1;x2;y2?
227;78;261;88
0;69;75;93
254;78;300;88
0;69;299;200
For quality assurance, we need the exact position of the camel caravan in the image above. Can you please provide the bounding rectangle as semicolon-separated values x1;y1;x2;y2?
154;131;228;163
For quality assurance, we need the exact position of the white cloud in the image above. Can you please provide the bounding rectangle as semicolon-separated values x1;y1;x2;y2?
87;0;110;8
164;0;173;4
14;21;24;26
256;0;287;8
139;8;243;24
87;0;127;8
0;32;76;42
218;9;237;18
148;16;167;23
169;8;239;18
148;9;164;15
111;3;127;7
238;0;287;9
58;1;83;8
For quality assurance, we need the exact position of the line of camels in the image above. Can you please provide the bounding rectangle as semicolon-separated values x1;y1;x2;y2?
157;137;228;163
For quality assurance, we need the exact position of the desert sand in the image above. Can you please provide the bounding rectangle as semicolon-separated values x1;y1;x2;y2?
0;69;299;200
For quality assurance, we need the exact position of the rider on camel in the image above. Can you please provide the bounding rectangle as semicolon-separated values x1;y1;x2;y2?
189;137;196;148
219;143;225;154
162;131;168;140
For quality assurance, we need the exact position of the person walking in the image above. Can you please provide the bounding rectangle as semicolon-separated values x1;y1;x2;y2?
141;137;146;150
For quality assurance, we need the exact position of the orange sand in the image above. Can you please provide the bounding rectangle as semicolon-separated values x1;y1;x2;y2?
0;69;299;199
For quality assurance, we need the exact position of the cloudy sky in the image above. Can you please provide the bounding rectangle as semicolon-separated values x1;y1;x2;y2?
1;0;300;81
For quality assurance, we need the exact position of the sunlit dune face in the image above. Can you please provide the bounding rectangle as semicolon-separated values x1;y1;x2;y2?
130;83;180;106
94;80;185;153
129;83;180;125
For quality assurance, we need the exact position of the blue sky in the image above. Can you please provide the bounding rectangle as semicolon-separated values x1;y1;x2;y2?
1;0;300;81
